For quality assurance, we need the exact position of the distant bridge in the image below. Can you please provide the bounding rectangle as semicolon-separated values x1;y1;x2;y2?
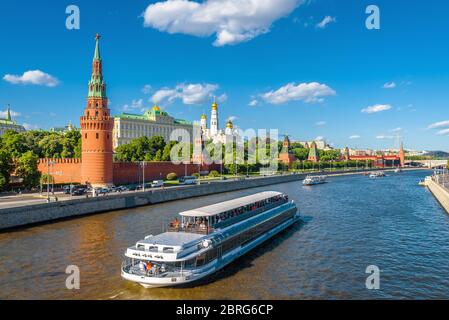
404;160;447;168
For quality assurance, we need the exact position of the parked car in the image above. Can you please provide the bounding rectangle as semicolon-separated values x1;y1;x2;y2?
72;188;86;196
151;180;164;188
179;176;198;185
63;186;71;194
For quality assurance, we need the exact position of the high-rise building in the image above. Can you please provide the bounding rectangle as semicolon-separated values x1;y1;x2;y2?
80;34;114;187
0;105;26;136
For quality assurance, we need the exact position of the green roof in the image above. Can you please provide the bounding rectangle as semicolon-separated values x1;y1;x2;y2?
114;111;192;126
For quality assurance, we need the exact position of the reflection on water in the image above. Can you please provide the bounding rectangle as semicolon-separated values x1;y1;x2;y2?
1;170;449;299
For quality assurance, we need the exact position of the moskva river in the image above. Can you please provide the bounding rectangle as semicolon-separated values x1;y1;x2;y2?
1;170;448;299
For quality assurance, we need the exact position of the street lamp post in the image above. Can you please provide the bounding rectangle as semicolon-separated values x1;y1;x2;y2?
142;161;145;192
46;160;54;202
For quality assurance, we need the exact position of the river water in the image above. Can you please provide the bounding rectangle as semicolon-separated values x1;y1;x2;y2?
1;170;449;300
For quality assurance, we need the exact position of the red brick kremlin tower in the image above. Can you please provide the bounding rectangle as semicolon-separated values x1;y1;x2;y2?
80;34;114;187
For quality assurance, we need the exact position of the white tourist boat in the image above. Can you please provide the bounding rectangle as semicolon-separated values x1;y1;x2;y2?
369;171;386;178
302;175;327;186
121;191;300;288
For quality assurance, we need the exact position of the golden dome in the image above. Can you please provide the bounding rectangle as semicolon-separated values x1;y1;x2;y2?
201;114;207;120
152;105;161;111
226;120;233;129
212;97;218;110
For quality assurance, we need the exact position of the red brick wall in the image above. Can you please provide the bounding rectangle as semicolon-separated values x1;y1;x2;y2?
112;162;220;185
38;159;220;185
38;159;82;184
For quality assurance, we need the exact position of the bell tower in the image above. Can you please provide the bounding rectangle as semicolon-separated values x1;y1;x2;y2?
80;34;114;187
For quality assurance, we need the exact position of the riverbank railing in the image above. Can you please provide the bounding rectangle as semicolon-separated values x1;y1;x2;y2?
432;170;449;191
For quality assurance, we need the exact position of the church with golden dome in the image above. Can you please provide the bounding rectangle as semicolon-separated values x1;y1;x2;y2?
200;98;240;144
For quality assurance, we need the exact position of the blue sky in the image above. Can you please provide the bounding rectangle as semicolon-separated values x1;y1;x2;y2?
0;0;448;151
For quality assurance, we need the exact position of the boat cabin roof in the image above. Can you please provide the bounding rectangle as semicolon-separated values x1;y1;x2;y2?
138;232;204;247
179;191;284;218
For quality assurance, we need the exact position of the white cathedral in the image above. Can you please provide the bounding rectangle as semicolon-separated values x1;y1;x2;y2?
199;98;240;144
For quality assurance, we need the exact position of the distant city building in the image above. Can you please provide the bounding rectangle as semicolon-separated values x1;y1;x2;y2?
298;139;331;150
0;105;26;136
308;141;320;162
113;105;193;149
50;121;78;133
346;148;376;157
279;136;297;167
200;98;240;144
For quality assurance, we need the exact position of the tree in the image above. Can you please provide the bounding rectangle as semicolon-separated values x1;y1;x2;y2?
0;173;7;192
209;170;220;177
166;172;178;181
40;173;54;185
61;130;81;158
16;151;41;189
1;130;29;159
38;134;63;158
292;148;309;161
162;141;177;162
0;149;12;190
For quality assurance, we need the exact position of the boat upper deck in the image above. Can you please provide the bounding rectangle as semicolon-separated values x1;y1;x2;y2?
138;232;205;248
179;191;284;218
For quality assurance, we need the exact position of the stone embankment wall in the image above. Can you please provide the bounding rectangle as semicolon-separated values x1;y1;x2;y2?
426;179;449;214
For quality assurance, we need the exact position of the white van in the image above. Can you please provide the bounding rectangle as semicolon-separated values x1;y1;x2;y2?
151;180;164;188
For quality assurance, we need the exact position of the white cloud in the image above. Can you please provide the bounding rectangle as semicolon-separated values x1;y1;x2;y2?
315;136;325;141
437;128;449;136
316;121;326;126
261;82;336;105
361;104;392;114
383;82;397;89
390;127;402;133
376;135;394;140
316;16;336;29
143;0;303;46
0;109;21;118
121;99;145;112
349;135;361;139
427;120;449;130
151;83;222;105
248;99;258;107
3;70;59;87
227;115;238;122
142;84;152;94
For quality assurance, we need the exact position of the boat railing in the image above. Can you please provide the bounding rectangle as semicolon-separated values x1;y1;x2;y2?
167;198;288;234
168;225;212;235
122;260;187;278
213;199;288;230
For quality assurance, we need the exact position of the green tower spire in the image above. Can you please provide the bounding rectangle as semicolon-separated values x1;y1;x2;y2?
88;34;107;99
6;104;11;121
93;33;101;61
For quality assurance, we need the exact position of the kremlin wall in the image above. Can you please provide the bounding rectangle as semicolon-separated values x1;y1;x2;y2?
37;159;216;185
